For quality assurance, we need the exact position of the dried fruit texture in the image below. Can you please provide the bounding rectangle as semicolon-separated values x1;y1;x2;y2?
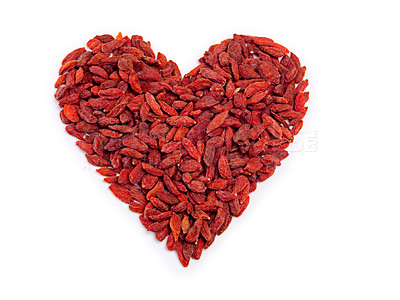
54;33;308;267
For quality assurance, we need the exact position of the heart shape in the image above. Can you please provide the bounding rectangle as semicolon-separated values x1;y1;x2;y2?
54;33;309;267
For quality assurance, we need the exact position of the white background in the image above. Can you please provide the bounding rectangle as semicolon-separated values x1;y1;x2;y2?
1;0;399;299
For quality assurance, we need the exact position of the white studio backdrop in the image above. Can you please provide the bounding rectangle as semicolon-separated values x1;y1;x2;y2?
0;1;399;300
